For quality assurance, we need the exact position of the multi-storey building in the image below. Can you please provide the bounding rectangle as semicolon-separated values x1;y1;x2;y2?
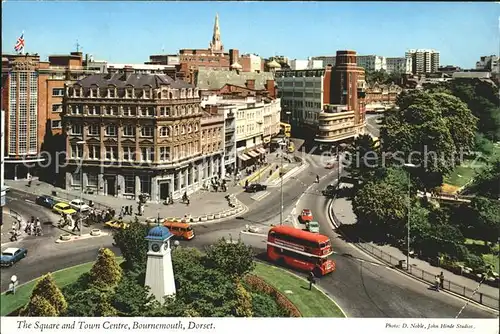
385;57;412;74
2;54;45;179
277;50;366;147
365;82;403;112
405;49;440;74
201;94;281;169
85;59;176;75
476;55;499;73
356;55;387;72
62;70;224;202
311;56;336;67
239;54;264;73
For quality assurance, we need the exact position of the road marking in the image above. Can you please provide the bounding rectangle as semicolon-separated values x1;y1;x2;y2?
24;199;35;204
240;231;267;238
250;191;270;201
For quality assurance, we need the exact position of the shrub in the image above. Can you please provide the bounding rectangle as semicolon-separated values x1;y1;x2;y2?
244;274;300;317
20;296;58;317
464;254;486;272
89;248;122;289
250;292;287;317
27;273;67;315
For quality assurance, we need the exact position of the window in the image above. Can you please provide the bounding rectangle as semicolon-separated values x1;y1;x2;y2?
73;105;81;115
126;88;134;98
108;88;116;98
72;172;82;186
159;147;170;161
51;120;62;129
159;127;169;137
71;125;82;135
52;88;64;96
123;125;135;137
88;124;99;136
141;126;153;137
144;89;151;99
105;146;117;160
52;104;62;113
147;107;155;116
160;107;170;117
88;145;100;160
187;124;192;133
181;125;186;135
124;175;135;194
70;144;83;158
123;146;135;161
139;175;151;195
89;106;99;115
194;123;198;131
105;125;117;136
87;174;98;187
125;106;136;116
141;147;154;162
91;88;98;98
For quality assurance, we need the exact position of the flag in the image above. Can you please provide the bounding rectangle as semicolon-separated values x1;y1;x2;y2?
14;33;25;53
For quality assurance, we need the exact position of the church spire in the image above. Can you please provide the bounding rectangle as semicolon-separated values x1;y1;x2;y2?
209;13;223;52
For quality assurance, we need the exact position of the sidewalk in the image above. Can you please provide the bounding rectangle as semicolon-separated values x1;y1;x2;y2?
5;179;246;224
331;188;499;307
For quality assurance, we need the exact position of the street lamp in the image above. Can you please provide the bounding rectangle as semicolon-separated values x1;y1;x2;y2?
403;162;417;271
336;143;348;187
76;140;86;236
279;142;285;225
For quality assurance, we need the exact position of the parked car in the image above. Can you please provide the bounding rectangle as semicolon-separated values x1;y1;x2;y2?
299;209;313;223
246;183;267;193
69;199;91;212
306;221;320;233
1;247;28;267
35;195;57;209
52;202;77;216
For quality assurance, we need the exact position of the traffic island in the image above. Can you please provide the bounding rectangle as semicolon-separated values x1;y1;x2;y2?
55;231;109;243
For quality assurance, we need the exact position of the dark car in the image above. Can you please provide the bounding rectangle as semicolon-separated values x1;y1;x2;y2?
36;195;56;209
246;183;267;193
322;185;337;197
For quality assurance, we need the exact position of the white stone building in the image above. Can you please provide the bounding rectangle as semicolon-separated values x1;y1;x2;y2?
386;57;413;74
356;55;387;71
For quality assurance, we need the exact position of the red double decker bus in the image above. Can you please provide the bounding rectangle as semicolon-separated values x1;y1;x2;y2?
267;225;335;276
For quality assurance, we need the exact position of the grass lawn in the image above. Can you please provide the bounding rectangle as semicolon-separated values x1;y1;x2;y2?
252;262;345;317
444;159;486;187
1;261;95;316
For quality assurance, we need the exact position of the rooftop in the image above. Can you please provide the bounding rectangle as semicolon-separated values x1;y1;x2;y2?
196;69;273;90
77;73;193;89
146;225;173;241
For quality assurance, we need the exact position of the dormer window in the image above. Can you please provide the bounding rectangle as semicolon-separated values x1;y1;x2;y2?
91;88;98;98
126;88;134;98
74;87;82;97
108;87;116;98
144;89;151;99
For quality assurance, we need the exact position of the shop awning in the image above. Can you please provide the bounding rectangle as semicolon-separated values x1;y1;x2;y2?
257;147;267;154
238;153;250;161
247;150;259;158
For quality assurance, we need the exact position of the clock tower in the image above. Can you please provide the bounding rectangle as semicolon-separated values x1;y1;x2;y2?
144;225;176;301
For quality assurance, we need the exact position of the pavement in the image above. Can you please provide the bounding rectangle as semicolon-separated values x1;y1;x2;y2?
331;183;499;305
1;145;497;318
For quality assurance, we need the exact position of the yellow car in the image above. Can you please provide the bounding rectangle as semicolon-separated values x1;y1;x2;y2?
52;202;77;216
105;219;129;230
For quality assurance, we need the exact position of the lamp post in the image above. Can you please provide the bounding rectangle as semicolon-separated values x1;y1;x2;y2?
279;142;284;225
404;163;417;271
336;143;348;187
76;140;86;236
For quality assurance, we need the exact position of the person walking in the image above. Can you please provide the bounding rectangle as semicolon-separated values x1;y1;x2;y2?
439;271;445;289
434;275;440;291
316;175;320;183
129;205;133;215
119;206;124;217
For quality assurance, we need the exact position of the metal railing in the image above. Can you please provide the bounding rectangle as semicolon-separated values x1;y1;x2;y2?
330;205;499;311
46;190;111;212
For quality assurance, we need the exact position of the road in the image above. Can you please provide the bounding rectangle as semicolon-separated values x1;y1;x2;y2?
366;113;381;137
1;154;497;318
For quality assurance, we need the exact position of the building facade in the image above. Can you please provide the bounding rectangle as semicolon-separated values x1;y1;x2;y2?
277;50;366;147
311;55;336;67
405;49;440;74
476;55;499;73
364;82;403;112
385;57;412;74
356;55;387;72
63;71;223;202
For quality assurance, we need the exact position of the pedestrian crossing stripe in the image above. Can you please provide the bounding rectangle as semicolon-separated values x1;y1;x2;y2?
251;191;270;201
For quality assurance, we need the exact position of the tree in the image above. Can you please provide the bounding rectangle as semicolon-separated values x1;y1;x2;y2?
65;287;117;316
234;281;253;317
20;296;58;317
352;168;410;239
89;248;122;289
113;217;149;272
344;134;383;188
469;161;500;199
26;273;67;315
205;238;255;279
111;273;154;316
469;197;500;244
382;90;477;191
474;132;495;157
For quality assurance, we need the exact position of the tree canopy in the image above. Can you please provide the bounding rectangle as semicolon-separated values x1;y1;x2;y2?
20;295;58;317
205;238;255;278
89;248;123;289
113;218;149;272
381;90;477;190
22;273;67;316
344;134;383;188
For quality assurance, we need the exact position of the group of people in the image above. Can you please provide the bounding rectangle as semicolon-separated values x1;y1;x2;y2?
9;216;42;241
434;271;445;291
211;177;227;192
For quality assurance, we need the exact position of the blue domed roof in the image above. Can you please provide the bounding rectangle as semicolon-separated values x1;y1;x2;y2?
146;225;173;241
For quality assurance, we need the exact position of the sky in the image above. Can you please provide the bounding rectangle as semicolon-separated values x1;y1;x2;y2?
2;1;499;68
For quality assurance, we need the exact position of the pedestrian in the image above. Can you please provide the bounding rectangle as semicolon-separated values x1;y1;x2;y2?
316;175;320;183
72;218;81;232
10;228;18;242
129;205;133;215
120;206;124;217
245;179;249;189
434;275;440;291
137;204;141;216
439;271;444;289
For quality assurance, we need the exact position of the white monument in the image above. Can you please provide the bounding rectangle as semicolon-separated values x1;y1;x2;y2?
144;225;176;301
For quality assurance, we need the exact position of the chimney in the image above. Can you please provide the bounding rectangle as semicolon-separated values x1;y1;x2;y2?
245;79;255;90
265;79;275;98
229;49;240;65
